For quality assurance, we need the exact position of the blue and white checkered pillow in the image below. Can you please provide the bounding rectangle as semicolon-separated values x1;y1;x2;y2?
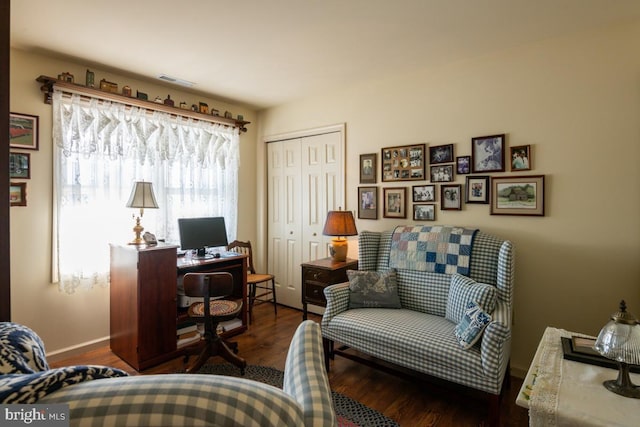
445;273;496;323
454;301;492;349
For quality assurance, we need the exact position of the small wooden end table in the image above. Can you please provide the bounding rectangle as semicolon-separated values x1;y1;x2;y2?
301;257;358;320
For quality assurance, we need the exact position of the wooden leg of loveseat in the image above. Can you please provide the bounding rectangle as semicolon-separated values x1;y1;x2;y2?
488;393;501;427
322;338;333;372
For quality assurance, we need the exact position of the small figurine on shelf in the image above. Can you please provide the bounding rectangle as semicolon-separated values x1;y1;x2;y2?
85;69;95;87
59;72;74;83
137;91;148;101
199;102;209;114
191;104;198;112
122;86;132;97
211;108;220;116
99;79;118;93
163;95;174;107
224;111;233;119
154;96;163;104
179;102;188;110
237;114;244;121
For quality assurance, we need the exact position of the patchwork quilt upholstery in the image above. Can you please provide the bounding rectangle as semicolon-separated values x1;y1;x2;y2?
3;321;336;427
389;225;478;276
322;227;514;396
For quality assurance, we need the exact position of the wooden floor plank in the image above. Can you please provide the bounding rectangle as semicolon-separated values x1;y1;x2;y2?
49;304;529;426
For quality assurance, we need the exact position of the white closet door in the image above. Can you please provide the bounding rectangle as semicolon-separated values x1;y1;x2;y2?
301;132;343;262
267;139;303;309
266;125;345;311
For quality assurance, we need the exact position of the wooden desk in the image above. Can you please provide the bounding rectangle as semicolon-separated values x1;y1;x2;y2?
109;243;247;371
517;327;640;426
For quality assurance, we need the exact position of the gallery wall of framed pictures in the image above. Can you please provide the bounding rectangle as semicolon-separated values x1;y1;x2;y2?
9;112;38;207
357;133;543;220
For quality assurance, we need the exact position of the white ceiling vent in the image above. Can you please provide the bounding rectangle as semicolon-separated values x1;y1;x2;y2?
157;74;195;88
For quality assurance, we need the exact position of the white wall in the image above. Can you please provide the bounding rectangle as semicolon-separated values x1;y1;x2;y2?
257;21;640;376
9;49;258;356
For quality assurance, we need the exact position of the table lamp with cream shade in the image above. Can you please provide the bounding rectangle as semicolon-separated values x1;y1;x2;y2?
322;209;357;262
594;300;640;398
126;181;159;245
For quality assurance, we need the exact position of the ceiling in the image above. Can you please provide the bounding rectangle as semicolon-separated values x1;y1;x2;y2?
10;0;640;110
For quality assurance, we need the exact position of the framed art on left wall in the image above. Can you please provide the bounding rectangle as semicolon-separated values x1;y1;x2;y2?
9;112;39;150
10;182;26;207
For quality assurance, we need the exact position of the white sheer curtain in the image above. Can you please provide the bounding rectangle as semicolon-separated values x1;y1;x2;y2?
52;91;239;293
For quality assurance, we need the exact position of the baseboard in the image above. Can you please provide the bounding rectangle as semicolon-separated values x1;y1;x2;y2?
510;365;527;380
46;336;110;363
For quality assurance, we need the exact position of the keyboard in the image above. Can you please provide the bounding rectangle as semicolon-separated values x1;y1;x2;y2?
218;251;239;258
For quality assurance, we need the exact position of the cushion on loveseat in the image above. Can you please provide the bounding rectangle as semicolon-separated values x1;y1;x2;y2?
347;269;401;309
445;274;496;324
454;301;493;350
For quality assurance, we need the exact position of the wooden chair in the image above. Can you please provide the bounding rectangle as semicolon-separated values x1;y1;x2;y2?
227;240;277;324
182;272;246;374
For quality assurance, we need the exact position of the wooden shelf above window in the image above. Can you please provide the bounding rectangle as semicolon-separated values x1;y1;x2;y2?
35;75;250;132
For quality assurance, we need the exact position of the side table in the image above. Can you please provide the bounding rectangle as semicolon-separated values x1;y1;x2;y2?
517;326;640;426
301;257;358;320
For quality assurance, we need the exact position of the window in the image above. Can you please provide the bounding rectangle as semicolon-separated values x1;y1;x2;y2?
52;92;239;293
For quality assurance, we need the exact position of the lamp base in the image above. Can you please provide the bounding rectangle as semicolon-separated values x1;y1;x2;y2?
329;238;348;262
128;215;144;245
603;362;640;398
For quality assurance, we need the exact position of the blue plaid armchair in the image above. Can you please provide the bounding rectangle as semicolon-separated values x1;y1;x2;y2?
322;227;514;426
1;320;335;427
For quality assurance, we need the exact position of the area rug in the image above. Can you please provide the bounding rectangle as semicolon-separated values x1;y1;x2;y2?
197;363;400;427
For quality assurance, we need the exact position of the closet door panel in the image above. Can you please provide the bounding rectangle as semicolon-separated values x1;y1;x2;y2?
267;126;344;312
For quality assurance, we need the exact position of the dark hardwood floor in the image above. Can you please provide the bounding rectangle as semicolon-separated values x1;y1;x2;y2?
50;304;529;426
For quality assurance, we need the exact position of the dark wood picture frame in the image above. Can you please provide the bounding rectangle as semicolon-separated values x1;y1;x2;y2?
510;144;531;171
465;176;490;204
413;204;436;221
441;184;462;210
430;164;454;182
491;175;545;216
9;182;26;207
381;144;425;182
456;155;471;175
383;187;407;218
359;153;377;184
412;184;435;202
9;152;30;179
358;186;378;220
429;144;454;164
9;112;39;150
471;133;505;173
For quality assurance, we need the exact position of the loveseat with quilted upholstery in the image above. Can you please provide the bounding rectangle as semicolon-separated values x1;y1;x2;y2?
321;225;514;426
1;320;336;427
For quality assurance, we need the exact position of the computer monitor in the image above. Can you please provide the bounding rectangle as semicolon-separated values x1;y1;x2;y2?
178;217;229;259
